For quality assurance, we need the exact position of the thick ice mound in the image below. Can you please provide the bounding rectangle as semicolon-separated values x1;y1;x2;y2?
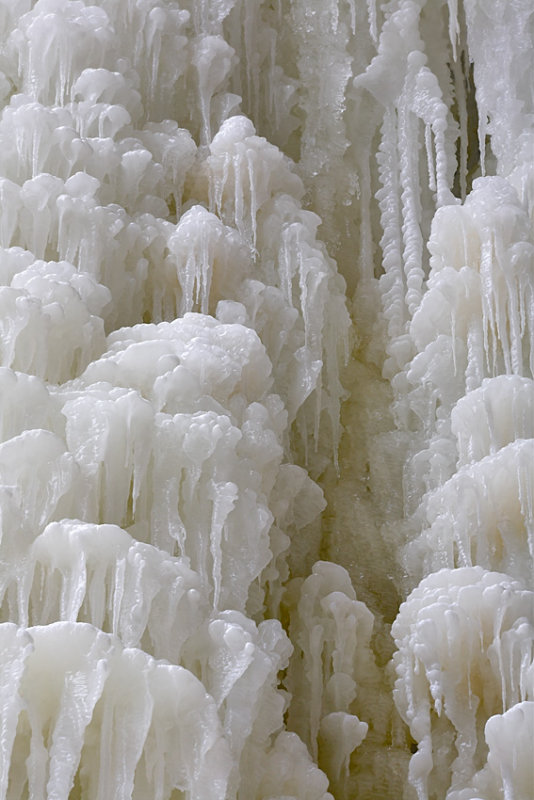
0;621;231;800
392;567;534;800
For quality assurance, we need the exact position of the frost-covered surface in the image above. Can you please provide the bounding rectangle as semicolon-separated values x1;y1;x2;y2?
0;1;532;799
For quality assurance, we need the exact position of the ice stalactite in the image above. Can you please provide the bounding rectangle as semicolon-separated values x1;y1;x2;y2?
354;0;459;377
283;561;376;795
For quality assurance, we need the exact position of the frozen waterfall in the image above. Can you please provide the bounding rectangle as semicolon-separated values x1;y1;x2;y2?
0;1;532;799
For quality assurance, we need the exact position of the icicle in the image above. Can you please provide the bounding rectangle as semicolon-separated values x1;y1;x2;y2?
187;610;293;797
450;48;469;201
375;107;407;350
319;712;368;785
192;36;235;146
205;115;302;248
284;561;375;787
0;180;22;248
166;205;250;318
0;624;33;799
208;481;238;610
446;0;460;62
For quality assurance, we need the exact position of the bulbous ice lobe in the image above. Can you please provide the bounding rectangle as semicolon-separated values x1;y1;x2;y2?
0;621;232;800
392;567;534;800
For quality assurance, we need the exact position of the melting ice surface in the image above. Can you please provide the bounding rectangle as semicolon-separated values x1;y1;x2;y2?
0;1;532;799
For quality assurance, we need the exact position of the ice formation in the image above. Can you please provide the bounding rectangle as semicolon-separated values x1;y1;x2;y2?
0;1;532;799
392;568;534;799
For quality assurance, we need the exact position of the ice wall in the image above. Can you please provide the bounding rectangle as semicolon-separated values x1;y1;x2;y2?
0;1;532;799
0;1;362;798
362;3;534;799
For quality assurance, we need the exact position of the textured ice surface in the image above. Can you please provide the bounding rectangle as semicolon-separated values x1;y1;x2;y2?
392;567;534;800
0;1;532;799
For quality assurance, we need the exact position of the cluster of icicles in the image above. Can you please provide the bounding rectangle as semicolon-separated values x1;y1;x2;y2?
0;1;533;799
368;2;534;799
0;1;368;799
